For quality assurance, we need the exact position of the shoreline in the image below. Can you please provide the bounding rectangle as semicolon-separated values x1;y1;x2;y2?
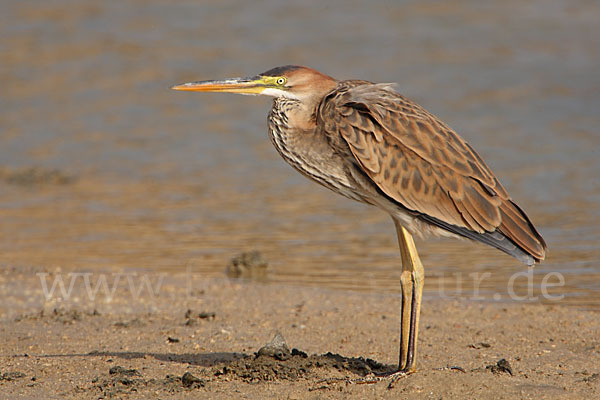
1;268;599;399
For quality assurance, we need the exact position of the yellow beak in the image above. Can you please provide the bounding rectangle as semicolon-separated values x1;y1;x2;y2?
171;77;267;95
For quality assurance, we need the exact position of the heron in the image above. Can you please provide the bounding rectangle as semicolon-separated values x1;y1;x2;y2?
171;65;546;375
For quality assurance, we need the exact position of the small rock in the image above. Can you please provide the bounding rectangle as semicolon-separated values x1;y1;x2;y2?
583;373;600;383
1;371;26;381
487;358;513;375
469;342;491;349
109;366;141;376
185;311;215;326
52;308;82;324
181;372;205;388
257;332;291;361
198;311;216;320
226;251;268;279
291;348;308;358
114;318;145;328
167;337;180;343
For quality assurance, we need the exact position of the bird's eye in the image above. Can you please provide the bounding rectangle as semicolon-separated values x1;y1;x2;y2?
276;77;286;85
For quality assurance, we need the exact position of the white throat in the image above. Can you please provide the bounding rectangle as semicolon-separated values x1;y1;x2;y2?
261;88;300;100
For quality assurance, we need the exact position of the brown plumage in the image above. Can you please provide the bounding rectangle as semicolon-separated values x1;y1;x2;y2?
318;79;546;264
172;65;547;375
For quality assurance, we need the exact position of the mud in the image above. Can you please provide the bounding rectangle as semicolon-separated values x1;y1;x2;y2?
216;332;390;383
216;350;389;383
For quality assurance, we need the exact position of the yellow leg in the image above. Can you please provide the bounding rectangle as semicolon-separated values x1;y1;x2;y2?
393;218;424;373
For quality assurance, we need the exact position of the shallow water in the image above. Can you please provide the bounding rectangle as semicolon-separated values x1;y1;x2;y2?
1;0;599;308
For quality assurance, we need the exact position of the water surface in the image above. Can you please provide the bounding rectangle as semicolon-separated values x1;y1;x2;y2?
1;0;599;308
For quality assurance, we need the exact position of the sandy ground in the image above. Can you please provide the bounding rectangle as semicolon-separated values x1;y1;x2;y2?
1;267;599;399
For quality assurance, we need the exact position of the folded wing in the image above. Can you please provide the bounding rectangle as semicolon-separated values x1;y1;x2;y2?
319;82;546;264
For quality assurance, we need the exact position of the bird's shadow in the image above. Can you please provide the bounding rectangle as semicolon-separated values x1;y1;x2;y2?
29;350;395;378
88;350;245;368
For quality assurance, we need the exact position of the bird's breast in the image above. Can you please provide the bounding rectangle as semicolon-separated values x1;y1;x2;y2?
267;103;364;202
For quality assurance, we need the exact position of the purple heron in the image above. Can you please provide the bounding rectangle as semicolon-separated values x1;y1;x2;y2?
172;65;546;375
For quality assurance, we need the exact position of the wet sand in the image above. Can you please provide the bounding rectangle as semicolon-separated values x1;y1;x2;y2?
1;267;599;399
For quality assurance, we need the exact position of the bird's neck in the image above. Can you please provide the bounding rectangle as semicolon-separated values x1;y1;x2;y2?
272;90;332;132
268;97;320;158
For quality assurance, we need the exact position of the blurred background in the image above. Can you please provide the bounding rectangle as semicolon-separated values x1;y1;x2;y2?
1;0;599;307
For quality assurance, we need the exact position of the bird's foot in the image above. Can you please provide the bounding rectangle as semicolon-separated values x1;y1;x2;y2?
348;368;414;388
385;369;413;389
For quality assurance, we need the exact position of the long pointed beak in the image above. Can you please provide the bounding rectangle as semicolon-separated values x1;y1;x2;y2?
170;77;266;95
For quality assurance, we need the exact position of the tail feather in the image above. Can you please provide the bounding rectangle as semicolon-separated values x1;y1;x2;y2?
419;213;540;265
497;200;546;262
417;199;546;265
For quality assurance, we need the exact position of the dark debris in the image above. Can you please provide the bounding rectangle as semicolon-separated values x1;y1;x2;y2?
181;372;205;388
486;359;513;376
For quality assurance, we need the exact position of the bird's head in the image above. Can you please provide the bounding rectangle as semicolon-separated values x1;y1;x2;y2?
171;65;337;103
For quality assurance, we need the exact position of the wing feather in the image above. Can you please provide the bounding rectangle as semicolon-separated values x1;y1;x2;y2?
319;81;546;262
